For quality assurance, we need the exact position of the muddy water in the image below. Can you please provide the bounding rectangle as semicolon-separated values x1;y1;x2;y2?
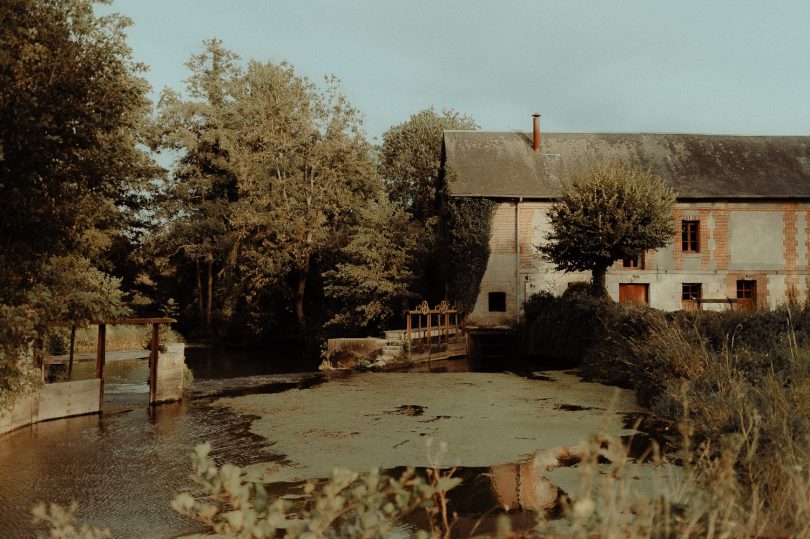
0;353;651;538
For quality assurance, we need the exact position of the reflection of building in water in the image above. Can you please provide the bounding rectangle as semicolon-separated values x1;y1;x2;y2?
490;446;582;512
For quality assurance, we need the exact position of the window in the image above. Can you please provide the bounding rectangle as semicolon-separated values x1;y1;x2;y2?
737;280;756;299
682;283;702;301
488;292;506;312
682;220;700;252
623;253;645;269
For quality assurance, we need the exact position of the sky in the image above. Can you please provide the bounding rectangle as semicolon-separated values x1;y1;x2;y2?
100;0;810;142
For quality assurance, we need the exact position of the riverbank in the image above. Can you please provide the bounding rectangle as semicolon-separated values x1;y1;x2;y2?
521;290;810;537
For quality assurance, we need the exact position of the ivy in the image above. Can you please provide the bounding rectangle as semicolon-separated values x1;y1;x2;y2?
440;196;497;315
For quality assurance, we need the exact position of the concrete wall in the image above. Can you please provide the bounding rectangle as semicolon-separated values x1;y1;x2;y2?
154;343;186;404
469;200;810;324
0;379;102;436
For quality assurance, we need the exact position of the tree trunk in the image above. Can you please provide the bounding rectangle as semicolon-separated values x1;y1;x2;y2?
591;265;609;298
206;258;213;331
295;258;309;326
196;258;205;325
67;324;76;379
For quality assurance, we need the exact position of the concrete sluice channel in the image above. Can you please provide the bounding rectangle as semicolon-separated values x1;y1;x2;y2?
0;350;664;538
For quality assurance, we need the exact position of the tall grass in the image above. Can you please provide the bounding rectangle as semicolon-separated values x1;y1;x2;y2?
526;297;810;538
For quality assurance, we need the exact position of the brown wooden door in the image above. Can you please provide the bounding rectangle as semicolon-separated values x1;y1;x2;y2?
736;280;757;312
619;284;649;306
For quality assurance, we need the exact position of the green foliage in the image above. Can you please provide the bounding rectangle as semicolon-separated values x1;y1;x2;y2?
0;304;41;407
525;296;810;534
0;0;157;295
150;39;241;333
324;198;418;334
32;501;111;539
539;161;676;295
520;289;616;365
0;0;153;399
172;442;462;538
28;256;131;326
379;108;477;223
440;196;497;314
151;41;380;339
230;60;379;329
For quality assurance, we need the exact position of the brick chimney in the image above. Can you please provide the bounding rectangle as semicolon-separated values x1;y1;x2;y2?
532;113;541;152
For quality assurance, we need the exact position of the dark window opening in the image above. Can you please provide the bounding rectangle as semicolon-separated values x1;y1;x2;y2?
682;283;702;301
488;292;507;312
682;220;700;252
623;253;645;269
737;280;756;299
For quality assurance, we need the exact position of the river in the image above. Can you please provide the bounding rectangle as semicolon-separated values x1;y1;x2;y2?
0;349;654;538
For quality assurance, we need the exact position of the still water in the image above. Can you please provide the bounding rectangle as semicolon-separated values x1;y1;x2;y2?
0;350;646;538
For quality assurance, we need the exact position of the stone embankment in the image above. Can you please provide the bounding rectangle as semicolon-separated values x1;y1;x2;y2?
324;327;465;371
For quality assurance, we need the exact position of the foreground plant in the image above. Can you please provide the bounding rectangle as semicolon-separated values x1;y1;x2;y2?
31;501;110;539
172;441;462;538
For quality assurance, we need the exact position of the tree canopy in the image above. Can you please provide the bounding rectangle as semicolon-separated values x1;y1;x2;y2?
538;161;676;296
379;108;476;223
0;0;154;398
0;0;156;293
150;42;382;340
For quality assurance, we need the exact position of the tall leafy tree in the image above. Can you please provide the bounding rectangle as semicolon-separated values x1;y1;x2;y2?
0;0;155;397
0;0;155;296
379;108;476;223
378;108;477;305
324;198;417;334
230;62;378;327
152;39;241;332
539;161;676;297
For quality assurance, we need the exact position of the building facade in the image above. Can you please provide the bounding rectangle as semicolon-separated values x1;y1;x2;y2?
442;128;810;326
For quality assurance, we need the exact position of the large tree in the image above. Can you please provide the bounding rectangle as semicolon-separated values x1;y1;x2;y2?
0;0;155;295
379;108;476;224
378;108;477;305
323;197;417;334
229;62;378;328
152;39;241;332
0;0;155;399
539;161;676;297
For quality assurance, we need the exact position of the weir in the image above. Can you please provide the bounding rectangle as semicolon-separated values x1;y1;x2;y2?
0;318;184;436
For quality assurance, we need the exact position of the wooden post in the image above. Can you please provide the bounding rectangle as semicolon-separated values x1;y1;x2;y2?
96;324;106;408
149;323;160;405
417;314;422;353
406;312;412;360
427;312;432;360
445;313;450;344
68;324;76;379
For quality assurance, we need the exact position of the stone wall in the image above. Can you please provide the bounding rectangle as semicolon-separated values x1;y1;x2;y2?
469;200;810;324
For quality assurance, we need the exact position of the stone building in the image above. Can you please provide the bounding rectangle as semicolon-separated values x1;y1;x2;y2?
442;119;810;326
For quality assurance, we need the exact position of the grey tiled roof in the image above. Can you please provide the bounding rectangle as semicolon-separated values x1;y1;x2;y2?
443;131;810;199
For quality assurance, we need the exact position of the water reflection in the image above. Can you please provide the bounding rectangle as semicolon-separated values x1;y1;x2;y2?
0;345;307;538
0;351;650;538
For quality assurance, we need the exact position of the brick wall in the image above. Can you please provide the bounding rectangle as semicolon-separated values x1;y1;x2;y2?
712;208;730;270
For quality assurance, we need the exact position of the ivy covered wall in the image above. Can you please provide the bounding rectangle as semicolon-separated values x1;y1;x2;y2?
439;196;497;315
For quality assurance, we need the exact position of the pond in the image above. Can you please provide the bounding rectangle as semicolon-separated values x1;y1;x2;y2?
0;349;655;538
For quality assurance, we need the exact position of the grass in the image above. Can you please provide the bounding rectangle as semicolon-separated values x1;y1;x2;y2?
46;324;183;355
523;294;810;537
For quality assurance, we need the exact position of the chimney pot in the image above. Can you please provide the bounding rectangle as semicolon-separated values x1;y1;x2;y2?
532;113;541;152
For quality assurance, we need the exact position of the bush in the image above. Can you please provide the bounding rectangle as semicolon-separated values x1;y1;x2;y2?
523;299;810;535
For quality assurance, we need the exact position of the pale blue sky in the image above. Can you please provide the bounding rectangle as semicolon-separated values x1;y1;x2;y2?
102;0;810;141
